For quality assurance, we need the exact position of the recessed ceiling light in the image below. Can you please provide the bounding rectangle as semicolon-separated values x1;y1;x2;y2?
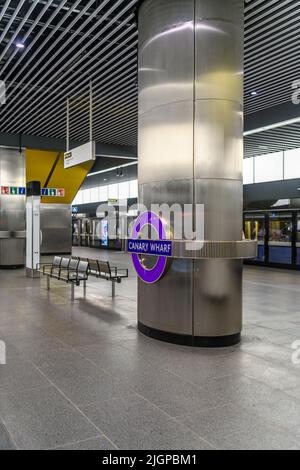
244;117;300;136
16;43;25;49
87;161;137;177
250;91;258;96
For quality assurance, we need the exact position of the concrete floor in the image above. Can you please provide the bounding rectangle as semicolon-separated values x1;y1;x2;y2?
0;247;300;450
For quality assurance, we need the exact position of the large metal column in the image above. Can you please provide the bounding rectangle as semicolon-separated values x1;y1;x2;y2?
138;0;244;346
0;147;26;268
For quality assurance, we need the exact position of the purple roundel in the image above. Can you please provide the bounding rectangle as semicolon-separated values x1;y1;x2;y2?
131;211;168;284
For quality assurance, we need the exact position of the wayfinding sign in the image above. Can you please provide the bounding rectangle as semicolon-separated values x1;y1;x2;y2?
64;141;96;169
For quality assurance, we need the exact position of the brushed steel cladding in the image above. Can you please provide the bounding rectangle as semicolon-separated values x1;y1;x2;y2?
138;101;194;185
196;0;244;26
40;204;72;254
138;180;194;335
139;0;194;50
138;259;194;336
193;259;242;337
0;147;25;267
0;207;25;230
138;0;244;342
194;100;243;181
0;239;25;266
139;180;194;241
195;179;243;241
195;0;243;104
139;180;194;208
138;0;194;115
192;0;243;339
194;21;243;104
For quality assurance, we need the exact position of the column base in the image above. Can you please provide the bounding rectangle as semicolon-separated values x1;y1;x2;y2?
26;268;41;278
138;322;241;348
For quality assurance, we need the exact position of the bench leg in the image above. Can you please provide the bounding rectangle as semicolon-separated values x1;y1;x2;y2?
47;276;50;291
71;283;75;302
112;280;116;298
83;280;87;298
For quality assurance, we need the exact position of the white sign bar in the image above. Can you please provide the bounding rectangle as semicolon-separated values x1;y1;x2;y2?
64;141;96;169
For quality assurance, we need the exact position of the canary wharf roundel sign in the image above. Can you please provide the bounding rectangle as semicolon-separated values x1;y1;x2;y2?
128;211;172;284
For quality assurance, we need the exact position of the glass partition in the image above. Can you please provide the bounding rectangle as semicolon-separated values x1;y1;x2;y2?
268;213;292;264
244;214;265;261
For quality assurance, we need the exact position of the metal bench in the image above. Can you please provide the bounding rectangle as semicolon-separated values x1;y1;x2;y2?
42;257;89;301
88;259;128;297
39;256;127;299
48;257;76;285
37;256;62;275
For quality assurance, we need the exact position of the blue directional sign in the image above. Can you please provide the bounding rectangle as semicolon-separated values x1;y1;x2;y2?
127;239;173;257
18;187;26;195
41;188;49;196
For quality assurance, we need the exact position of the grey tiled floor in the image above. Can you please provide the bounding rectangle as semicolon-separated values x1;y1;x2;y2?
0;248;300;450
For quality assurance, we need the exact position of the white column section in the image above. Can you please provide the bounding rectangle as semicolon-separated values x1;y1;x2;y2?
26;195;41;277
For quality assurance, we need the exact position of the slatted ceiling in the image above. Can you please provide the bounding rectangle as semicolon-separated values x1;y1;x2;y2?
244;123;300;158
0;0;139;147
2;6;137;122
0;0;299;151
244;0;300;114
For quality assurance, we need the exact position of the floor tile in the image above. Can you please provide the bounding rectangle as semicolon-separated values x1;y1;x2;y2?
120;365;226;417
82;395;214;450
51;436;117;450
46;369;134;408
0;345;50;393
0;386;99;450
201;374;279;408
284;388;300;401
1;254;300;450
214;426;299;450
178;403;284;448
0;420;16;450
242;391;300;430
37;349;103;381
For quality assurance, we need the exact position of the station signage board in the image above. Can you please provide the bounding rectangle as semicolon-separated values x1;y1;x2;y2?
129;211;173;284
1;186;9;195
10;187;18;195
41;188;65;197
108;198;118;205
127;239;173;257
1;187;65;197
64;141;96;169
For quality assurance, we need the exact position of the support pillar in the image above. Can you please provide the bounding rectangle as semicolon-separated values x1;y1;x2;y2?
0;147;26;268
26;181;41;278
137;0;244;346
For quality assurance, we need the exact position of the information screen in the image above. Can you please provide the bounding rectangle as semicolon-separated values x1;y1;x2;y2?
101;220;109;247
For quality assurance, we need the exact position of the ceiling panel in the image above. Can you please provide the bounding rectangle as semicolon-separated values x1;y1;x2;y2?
244;122;300;158
0;0;299;153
